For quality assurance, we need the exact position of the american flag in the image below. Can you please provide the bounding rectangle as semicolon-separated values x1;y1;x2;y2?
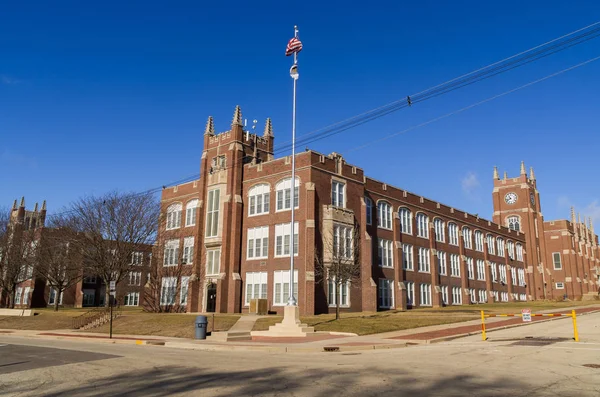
286;37;303;56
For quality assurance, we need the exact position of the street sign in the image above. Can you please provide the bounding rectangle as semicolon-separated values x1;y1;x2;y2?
109;281;116;297
522;308;532;322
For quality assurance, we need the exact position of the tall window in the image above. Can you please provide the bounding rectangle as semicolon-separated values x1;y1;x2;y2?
416;213;429;238
479;290;487;303
462;227;472;249
402;244;414;270
511;267;517;285
448;223;458;245
518;269;526;286
206;248;221;276
490;262;497;282
273;270;298;306
185;199;199;227
417;247;430;273
438;251;447;275
163;239;179;266
487;235;495;255
450;254;461;277
128;271;142;286
399;208;412;234
553;252;562;270
497;238;505;255
365;197;373;225
183;237;194;265
160;277;177;305
247;226;269;259
476;259;486;281
180;277;189;305
23;287;30;305
276;178;299;211
475;231;484;252
507;241;515;260
131;252;144;266
275;222;299;257
248;184;270;216
470;288;477;304
328;278;350;307
434;218;445;242
507;216;520;231
441;285;449;305
452;287;462;305
166;203;182;230
377;202;392;230
379;279;394;308
206;189;220;237
420;284;432;306
15;287;22;304
245;272;268;305
333;224;353;259
331;181;345;208
466;257;474;280
402;281;413;306
49;289;64;305
124;292;139;306
378;239;393;268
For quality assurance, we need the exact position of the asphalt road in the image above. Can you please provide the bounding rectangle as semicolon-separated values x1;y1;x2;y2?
1;313;600;396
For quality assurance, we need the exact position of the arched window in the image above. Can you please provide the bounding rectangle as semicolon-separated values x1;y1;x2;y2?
462;227;472;249
434;218;445;242
497;238;505;255
365;197;373;225
398;208;412;234
377;201;392;230
474;231;484;252
249;184;270;216
486;234;495;255
516;243;524;261
275;178;299;211
507;216;520;232
166;203;182;230
507;241;515;259
185;199;199;227
416;213;429;238
448;223;458;245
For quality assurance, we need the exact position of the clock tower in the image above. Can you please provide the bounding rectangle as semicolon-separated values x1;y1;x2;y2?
492;161;549;300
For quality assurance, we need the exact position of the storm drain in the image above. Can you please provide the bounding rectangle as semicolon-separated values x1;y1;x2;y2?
323;346;340;352
582;364;600;369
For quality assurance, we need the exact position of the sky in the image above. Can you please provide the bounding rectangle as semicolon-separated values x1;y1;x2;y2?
1;1;600;224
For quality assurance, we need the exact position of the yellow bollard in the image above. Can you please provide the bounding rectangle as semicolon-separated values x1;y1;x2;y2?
481;310;487;341
572;309;579;342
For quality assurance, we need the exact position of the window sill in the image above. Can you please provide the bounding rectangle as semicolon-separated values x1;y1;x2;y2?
275;207;299;213
247;257;269;261
185;224;196;228
328;304;350;308
450;275;461;278
248;212;269;217
166;227;181;231
401;231;412;236
379;265;394;269
378;305;394;309
163;264;179;267
274;254;299;258
418;270;431;274
417;235;429;239
402;268;414;272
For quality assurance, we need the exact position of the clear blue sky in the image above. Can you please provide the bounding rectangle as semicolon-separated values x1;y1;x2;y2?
1;1;599;223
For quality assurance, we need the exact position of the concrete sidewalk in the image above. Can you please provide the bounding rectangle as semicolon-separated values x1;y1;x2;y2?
1;304;598;353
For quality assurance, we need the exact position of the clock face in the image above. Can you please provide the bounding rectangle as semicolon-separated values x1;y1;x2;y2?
505;192;518;205
530;193;535;205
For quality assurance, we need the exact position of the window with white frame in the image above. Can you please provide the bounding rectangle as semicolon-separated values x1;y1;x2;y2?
129;271;141;286
248;184;270;216
275;222;299;257
479;289;487;303
507;241;515;260
328;278;350;307
469;288;476;304
555;282;565;289
365;197;373;225
452;287;462;305
276;178;299;211
378;239;393;268
441;285;449;305
476;259;486;281
124;292;139;306
417;247;430;273
399;208;412;234
490;262;497;282
438;251;447;275
492;290;499;302
205;189;220;237
402;244;413;271
462;227;472;249
273;270;298;306
206;248;221;276
475;231;484;252
331;180;345;208
247;226;269;259
379;279;394;308
377;202;392;230
333;224;353;259
450;254;461;277
245;272;268;305
183;236;194;265
22;287;30;305
405;281;414;306
131;252;144;265
448;223;459;245
507;216;520;231
497;238;505;255
499;265;507;284
416;213;429;238
185;199;199;226
49;289;64;305
160;277;177;305
166;203;182;230
511;267;517;285
434;218;445;242
516;243;523;261
180;276;190;305
466;257;474;280
520;293;526;301
487;235;495;255
553;252;562;270
502;292;509;302
420;283;432;306
163;239;179;266
518;268;526;286
83;275;97;284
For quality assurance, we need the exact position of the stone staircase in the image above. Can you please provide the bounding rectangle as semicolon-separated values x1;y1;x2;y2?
72;306;122;330
207;314;264;342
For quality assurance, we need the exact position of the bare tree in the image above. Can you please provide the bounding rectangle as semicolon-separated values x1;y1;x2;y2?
33;224;83;311
57;191;160;307
315;222;362;320
0;207;36;308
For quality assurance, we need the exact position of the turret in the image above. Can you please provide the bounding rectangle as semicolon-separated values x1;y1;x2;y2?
493;166;499;180
520;161;526;176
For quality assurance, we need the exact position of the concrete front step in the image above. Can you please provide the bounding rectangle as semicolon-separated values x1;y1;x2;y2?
582;292;599;301
208;331;252;342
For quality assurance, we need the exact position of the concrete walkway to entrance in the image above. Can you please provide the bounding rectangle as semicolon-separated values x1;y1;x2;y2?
227;314;268;333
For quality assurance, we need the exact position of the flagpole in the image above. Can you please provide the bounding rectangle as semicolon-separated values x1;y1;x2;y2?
287;25;299;306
